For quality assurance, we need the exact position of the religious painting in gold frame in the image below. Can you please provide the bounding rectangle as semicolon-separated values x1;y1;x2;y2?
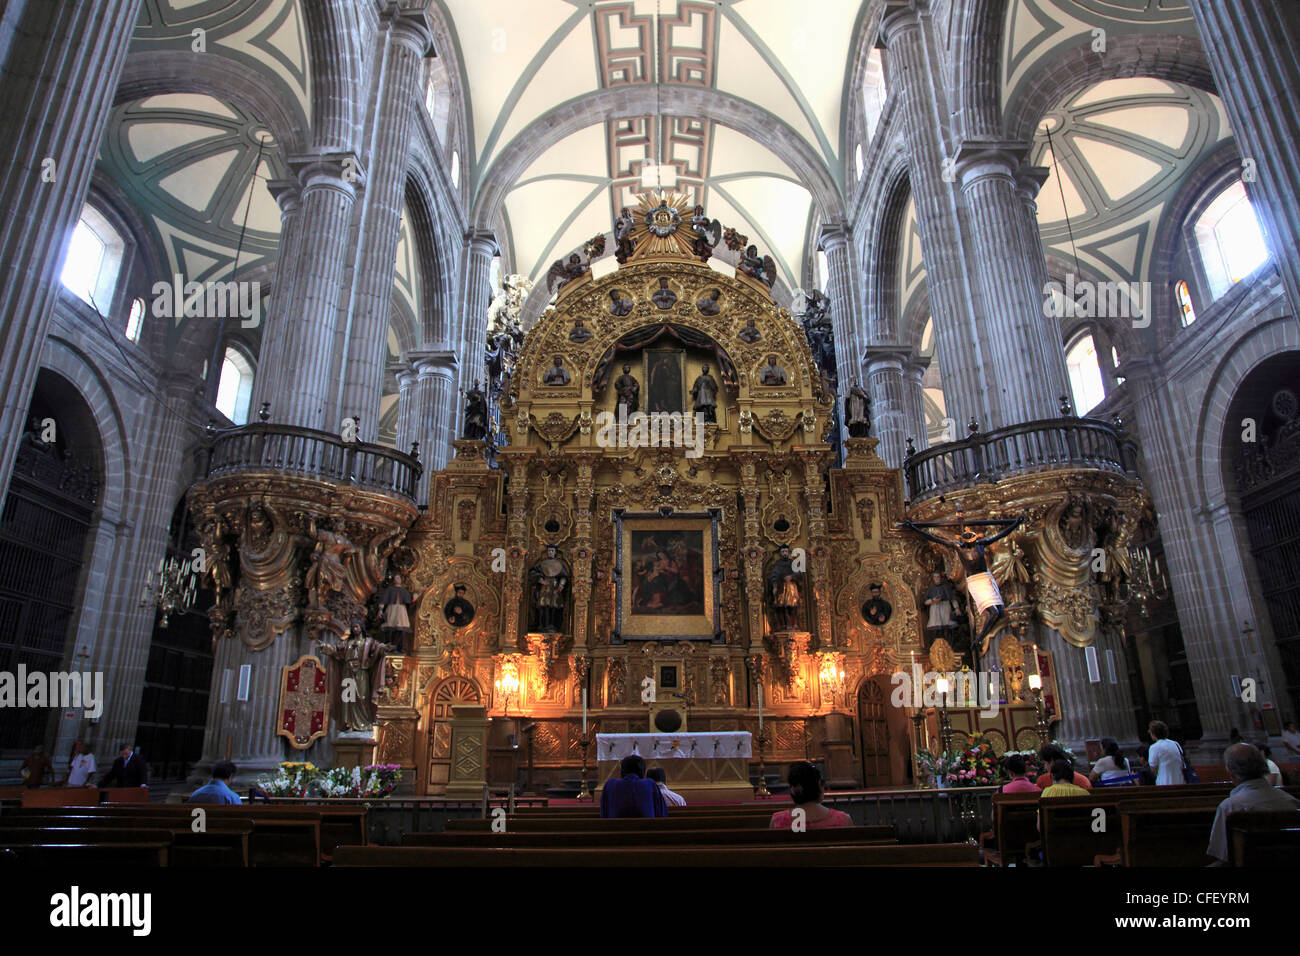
644;348;686;414
614;511;720;642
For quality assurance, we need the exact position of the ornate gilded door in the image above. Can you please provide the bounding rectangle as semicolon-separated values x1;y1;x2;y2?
857;679;891;787
424;676;482;793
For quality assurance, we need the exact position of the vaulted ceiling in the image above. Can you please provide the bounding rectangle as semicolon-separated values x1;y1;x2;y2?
437;0;866;288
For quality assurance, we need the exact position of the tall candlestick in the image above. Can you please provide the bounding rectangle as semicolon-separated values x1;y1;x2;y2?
757;683;763;732
581;688;588;734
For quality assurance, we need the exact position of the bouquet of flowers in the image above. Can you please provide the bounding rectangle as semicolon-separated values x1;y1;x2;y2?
946;738;999;787
318;764;402;798
1001;749;1047;780
256;762;321;797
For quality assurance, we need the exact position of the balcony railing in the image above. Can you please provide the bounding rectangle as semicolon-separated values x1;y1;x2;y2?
903;416;1134;503
202;423;422;502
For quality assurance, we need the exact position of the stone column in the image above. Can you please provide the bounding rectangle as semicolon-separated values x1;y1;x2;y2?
458;232;499;404
263;153;362;430
1014;163;1072;399
1187;1;1300;314
393;360;417;454
877;3;995;433
1044;626;1141;747
819;225;861;392
1123;358;1284;744
412;351;459;471
901;358;929;454
955;142;1068;424
0;0;143;506
864;348;909;469
82;376;195;762
338;4;434;437
249;179;303;414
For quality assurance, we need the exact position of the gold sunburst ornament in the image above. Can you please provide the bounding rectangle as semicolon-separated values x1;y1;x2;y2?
628;192;696;259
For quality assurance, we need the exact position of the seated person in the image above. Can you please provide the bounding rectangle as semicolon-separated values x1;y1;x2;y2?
600;754;667;818
189;761;242;805
1260;745;1283;787
646;766;686;808
999;754;1041;793
1207;744;1300;865
769;761;852;830
1090;737;1139;786
1041;759;1089;798
1034;744;1091;790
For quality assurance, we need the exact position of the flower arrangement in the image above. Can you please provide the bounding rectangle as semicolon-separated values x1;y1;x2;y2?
255;761;400;798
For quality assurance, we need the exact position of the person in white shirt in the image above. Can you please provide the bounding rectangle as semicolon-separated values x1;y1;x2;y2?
1282;721;1300;761
1260;745;1283;787
67;739;95;787
1146;719;1186;785
646;767;686;808
1090;738;1138;785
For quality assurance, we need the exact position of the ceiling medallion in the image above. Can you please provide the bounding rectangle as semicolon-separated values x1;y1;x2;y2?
645;200;682;237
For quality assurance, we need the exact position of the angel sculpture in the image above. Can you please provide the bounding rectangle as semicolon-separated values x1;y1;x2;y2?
545;253;588;294
901;511;1025;661
691;205;722;261
584;233;606;261
738;245;777;288
614;207;636;263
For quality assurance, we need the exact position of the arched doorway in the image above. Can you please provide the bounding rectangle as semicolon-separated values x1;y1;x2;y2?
1226;352;1300;723
0;370;103;751
421;674;482;794
857;678;892;787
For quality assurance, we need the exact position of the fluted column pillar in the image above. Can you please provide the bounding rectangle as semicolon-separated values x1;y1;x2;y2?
458;232;499;403
864;347;909;468
1044;626;1140;747
409;348;459;494
339;4;434;436
955;142;1068;424
878;3;994;433
265;153;362;430
1013;163;1071;398
1188;0;1300;314
819;225;861;391
901;358;928;455
1123;357;1286;744
0;0;143;506
250;178;303;413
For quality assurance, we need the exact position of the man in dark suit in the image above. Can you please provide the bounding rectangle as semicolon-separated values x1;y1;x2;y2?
600;754;667;818
100;743;148;788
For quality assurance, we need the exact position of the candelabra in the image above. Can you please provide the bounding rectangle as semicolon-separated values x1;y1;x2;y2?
139;553;198;628
577;734;592;801
1029;673;1049;745
755;729;772;798
936;675;953;753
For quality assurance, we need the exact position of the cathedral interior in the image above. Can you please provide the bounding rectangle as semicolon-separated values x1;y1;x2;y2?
2;0;1299;812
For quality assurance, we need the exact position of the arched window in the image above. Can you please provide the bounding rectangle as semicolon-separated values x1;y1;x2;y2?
450;151;460;189
862;48;887;142
215;347;254;425
919;317;949;444
1194;180;1270;300
1175;279;1197;327
855;143;864;181
817;250;829;291
60;205;125;309
125;296;146;343
1065;333;1106;414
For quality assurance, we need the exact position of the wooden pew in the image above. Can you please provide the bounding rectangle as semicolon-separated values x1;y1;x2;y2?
981;794;1040;867
0;818;252;866
445;814;787;832
3;807;320;867
101;787;150;803
0;841;170;866
334;842;981;867
1110;800;1222;867
403;825;895;849
21;787;100;807
1227;810;1300;867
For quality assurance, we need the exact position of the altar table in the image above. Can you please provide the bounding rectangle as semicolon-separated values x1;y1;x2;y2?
596;732;754;801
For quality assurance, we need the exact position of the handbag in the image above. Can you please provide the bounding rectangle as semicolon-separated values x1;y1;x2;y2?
1176;742;1199;783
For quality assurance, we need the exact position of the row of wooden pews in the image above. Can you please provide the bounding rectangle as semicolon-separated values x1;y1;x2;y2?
981;784;1300;867
0;802;369;866
332;805;981;867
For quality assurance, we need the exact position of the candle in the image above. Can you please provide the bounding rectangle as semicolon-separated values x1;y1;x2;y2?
757;683;763;732
581;688;588;734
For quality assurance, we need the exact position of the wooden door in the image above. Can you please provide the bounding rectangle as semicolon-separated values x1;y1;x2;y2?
858;679;891;787
423;675;482;793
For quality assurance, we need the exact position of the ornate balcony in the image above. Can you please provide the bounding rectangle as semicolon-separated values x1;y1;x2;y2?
903;416;1135;504
203;422;421;502
188;423;423;649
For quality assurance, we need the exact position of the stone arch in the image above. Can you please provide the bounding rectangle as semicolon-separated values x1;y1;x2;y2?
951;0;1008;141
470;86;847;233
862;155;913;344
300;0;363;152
1003;33;1214;146
115;51;308;155
1194;315;1298;510
404;170;454;347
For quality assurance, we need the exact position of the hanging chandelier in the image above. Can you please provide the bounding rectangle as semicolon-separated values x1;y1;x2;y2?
139;553;198;628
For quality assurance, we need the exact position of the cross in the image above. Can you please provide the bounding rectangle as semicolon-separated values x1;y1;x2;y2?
283;659;327;745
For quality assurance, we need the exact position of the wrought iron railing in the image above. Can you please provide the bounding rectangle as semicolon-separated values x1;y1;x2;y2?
903;417;1134;502
202;423;422;502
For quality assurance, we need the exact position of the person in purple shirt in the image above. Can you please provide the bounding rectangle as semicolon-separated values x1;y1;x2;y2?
999;753;1042;793
600;754;667;818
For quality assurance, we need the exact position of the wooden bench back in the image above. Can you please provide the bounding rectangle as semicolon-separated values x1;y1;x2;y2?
1118;803;1220;867
1227;810;1300;867
333;842;980;867
445;813;783;832
403;825;894;849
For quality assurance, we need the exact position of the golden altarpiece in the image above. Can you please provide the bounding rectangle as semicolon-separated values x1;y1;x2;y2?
363;196;1152;794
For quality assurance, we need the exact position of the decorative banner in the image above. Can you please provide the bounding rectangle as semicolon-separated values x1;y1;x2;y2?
278;655;328;749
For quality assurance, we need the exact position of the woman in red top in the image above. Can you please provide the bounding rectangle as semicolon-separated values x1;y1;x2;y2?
769;761;852;829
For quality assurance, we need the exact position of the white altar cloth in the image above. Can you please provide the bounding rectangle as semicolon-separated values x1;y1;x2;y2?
596;731;752;761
